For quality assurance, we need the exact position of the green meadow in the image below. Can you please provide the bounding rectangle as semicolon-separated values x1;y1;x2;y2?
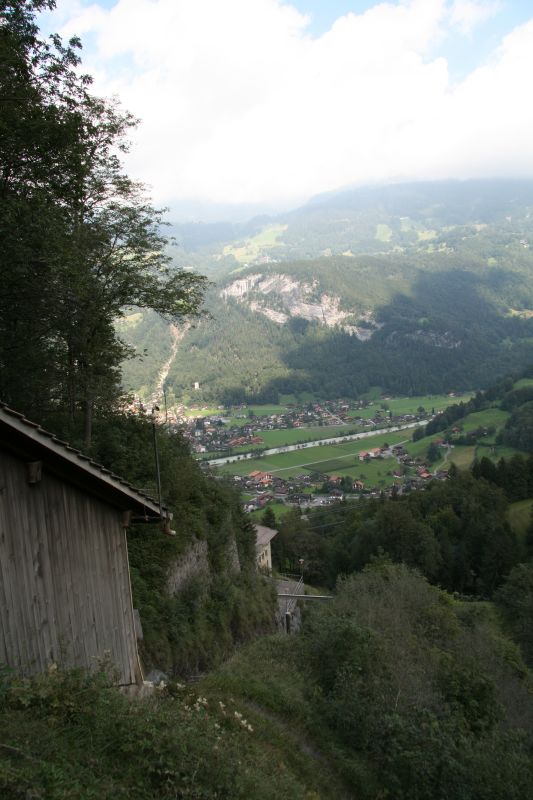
513;377;533;390
459;407;509;433
385;393;469;414
216;429;409;480
482;444;526;461
248;501;292;523
228;405;291;426
259;425;354;447
447;445;478;469
229;424;366;453
345;393;470;421
223;223;287;262
182;406;221;418
325;459;399;488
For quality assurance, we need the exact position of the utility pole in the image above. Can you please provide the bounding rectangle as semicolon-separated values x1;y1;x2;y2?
151;406;162;519
162;386;169;428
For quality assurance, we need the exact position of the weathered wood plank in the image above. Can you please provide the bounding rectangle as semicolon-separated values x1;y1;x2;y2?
0;449;142;684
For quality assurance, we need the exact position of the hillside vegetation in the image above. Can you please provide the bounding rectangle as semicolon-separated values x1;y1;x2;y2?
2;565;532;799
122;180;533;404
270;372;533;589
2;6;533;799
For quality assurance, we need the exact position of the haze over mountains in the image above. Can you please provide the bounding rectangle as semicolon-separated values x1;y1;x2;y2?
120;179;533;404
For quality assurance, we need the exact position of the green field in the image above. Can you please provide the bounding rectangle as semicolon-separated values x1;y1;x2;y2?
482;444;526;461
182;406;222;418
459;407;509;433
375;223;393;242
214;393;527;488
230;424;364;453
260;425;354;447
223;223;287;263
324;459;399;488
216;430;409;480
385;393;469;415
345;393;469;422
405;435;437;459
213;391;525;485
405;403;524;472
249;501;292;523
513;378;533;390
448;445;477;469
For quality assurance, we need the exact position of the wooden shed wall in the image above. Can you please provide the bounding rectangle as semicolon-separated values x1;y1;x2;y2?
0;450;142;685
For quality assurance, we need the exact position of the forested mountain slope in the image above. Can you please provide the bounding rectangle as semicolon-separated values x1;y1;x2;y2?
170;179;533;260
122;180;533;404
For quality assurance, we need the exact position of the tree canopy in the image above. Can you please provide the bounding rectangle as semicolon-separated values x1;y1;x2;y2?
0;1;207;443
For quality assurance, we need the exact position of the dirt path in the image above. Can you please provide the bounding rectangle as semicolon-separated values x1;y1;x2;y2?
151;323;188;405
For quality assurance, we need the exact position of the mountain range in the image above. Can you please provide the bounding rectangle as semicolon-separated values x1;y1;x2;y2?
120;179;533;405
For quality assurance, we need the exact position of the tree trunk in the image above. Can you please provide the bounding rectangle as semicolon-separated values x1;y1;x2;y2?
83;392;93;449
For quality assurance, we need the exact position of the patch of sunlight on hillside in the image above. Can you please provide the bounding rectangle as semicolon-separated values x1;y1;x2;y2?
223;224;287;263
514;377;533;389
417;229;438;241
116;312;143;330
375;224;392;242
509;308;533;319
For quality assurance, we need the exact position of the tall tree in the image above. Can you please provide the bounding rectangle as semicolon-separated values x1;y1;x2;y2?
0;1;207;443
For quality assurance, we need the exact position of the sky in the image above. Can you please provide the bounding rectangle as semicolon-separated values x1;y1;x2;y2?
40;1;533;218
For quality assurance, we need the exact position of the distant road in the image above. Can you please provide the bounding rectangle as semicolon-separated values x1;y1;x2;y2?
205;420;428;466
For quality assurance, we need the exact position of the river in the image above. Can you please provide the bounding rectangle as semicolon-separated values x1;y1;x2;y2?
204;420;428;466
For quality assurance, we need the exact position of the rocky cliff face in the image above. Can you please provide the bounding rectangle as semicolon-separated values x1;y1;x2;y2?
166;535;241;598
221;272;381;340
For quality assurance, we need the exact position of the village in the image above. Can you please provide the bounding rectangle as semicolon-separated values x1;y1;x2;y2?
178;398;433;455
158;396;465;516
233;440;451;514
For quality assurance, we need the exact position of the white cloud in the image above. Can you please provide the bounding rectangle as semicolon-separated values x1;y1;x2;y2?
45;0;533;209
449;0;500;36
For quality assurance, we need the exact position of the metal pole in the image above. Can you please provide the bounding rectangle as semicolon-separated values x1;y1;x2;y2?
163;386;169;428
152;407;162;519
285;612;291;634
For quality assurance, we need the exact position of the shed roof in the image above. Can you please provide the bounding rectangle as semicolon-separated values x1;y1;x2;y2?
255;524;277;548
0;404;167;521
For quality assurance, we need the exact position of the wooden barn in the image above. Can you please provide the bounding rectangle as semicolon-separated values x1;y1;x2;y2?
0;404;168;686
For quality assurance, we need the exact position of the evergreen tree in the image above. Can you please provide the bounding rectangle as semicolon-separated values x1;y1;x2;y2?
260;506;277;529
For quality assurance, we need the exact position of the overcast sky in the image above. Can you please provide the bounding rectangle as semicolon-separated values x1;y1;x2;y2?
41;1;533;216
